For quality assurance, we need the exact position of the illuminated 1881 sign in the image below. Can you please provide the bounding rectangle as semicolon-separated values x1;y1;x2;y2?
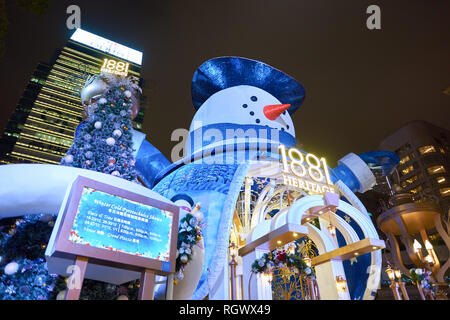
101;59;130;77
279;145;336;194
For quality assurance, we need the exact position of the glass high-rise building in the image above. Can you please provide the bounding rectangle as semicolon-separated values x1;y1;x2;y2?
0;29;145;165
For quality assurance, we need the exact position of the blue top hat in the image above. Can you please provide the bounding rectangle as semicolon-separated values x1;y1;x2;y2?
191;56;306;115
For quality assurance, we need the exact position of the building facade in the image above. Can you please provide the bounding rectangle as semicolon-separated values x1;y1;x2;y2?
378;120;450;215
0;29;145;165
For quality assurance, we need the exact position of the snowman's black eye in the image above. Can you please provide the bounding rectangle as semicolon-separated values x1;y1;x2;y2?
283;111;287;115
251;96;258;102
250;111;255;116
256;119;261;124
281;128;285;132
287;125;290;130
243;104;248;109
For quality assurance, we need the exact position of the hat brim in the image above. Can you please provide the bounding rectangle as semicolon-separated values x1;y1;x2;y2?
191;57;305;115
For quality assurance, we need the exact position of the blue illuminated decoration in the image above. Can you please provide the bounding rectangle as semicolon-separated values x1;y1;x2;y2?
359;151;400;176
70;187;174;261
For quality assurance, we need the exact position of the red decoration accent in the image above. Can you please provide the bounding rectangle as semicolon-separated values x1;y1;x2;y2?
275;250;287;262
263;104;291;120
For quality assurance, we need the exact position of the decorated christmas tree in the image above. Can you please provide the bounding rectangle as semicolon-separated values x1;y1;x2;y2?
0;73;203;300
0;74;142;300
61;80;139;181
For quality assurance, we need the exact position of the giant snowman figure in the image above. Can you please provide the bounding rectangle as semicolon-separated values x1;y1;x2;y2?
0;57;396;300
145;57;391;300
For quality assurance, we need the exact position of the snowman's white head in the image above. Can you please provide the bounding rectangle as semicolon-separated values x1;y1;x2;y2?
189;85;296;137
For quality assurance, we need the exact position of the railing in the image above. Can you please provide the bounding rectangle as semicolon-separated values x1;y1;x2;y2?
271;267;320;301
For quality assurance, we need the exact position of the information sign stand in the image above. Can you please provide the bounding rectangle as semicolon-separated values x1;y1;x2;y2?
46;176;179;301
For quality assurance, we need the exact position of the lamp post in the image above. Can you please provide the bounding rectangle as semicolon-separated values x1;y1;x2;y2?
424;240;437;266
229;242;238;300
413;239;423;261
335;276;346;293
304;256;312;268
328;224;336;237
394;269;409;300
386;265;402;300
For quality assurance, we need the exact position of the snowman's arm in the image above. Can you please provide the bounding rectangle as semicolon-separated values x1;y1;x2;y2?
131;130;171;188
331;151;399;194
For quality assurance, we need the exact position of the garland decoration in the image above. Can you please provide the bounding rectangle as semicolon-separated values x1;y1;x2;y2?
409;268;437;294
174;210;204;285
251;246;313;278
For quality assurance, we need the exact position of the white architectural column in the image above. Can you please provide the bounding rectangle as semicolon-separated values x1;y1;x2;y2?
242;249;272;300
307;224;351;300
314;260;350;300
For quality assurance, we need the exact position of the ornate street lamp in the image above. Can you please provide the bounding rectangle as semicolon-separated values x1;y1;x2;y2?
335;276;347;293
394;269;409;300
386;265;402;300
327;224;336;237
229;242;238;300
377;185;449;299
303;255;312;268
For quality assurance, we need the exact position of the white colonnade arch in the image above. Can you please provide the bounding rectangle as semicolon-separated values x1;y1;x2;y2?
244;194;383;300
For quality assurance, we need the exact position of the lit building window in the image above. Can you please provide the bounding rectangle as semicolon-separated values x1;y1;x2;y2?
437;177;446;184
402;165;414;176
405;176;418;185
419;146;436;155
399;156;410;165
440;187;450;197
428;166;445;175
410;186;423;194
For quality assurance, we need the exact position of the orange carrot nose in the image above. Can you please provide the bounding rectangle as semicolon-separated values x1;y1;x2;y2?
263;104;291;121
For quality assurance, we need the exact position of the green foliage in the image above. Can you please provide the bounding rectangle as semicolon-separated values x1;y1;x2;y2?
16;0;51;16
0;216;66;300
0;258;63;300
0;0;51;57
0;216;53;262
0;0;9;57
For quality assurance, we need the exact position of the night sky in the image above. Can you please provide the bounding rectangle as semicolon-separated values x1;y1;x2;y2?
0;0;449;165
